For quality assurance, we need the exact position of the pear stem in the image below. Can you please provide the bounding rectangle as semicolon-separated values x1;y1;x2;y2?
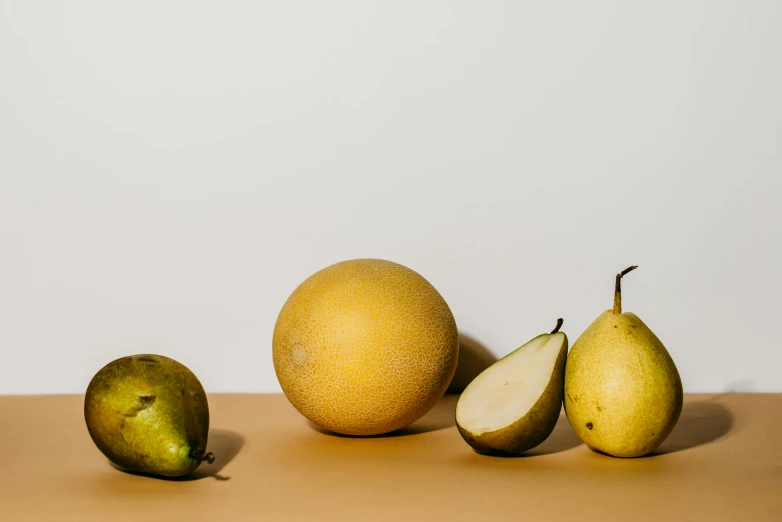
613;266;638;314
203;452;215;464
550;318;564;334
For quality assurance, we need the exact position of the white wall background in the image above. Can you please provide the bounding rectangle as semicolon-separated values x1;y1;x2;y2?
1;1;780;394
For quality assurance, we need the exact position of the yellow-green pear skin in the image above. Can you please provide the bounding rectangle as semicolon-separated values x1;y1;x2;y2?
84;354;213;477
457;335;568;455
456;320;568;456
564;267;683;458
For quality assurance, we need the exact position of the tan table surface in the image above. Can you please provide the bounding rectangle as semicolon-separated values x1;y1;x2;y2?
1;393;780;521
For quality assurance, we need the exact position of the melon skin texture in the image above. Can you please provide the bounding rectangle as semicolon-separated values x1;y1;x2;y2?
273;259;459;436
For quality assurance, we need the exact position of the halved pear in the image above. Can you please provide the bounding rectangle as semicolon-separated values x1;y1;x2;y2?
456;320;568;455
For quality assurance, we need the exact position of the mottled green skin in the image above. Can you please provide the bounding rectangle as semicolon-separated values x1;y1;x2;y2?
84;354;210;477
457;333;568;455
564;311;683;458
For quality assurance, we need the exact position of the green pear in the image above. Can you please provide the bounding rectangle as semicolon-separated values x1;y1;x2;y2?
564;266;683;457
456;319;568;455
84;354;214;477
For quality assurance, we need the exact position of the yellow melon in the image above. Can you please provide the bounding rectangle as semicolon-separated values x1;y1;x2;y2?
273;258;459;435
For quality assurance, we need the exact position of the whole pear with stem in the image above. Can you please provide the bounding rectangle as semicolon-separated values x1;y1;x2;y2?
564;266;683;457
84;354;214;477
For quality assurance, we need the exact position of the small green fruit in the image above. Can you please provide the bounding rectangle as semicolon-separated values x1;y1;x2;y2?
456;319;568;455
84;354;213;477
564;266;683;457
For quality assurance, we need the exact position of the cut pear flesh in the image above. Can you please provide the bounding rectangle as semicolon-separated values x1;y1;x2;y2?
456;333;566;437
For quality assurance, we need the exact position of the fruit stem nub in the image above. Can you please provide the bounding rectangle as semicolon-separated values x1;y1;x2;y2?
550;318;564;334
203;452;215;464
613;265;638;314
